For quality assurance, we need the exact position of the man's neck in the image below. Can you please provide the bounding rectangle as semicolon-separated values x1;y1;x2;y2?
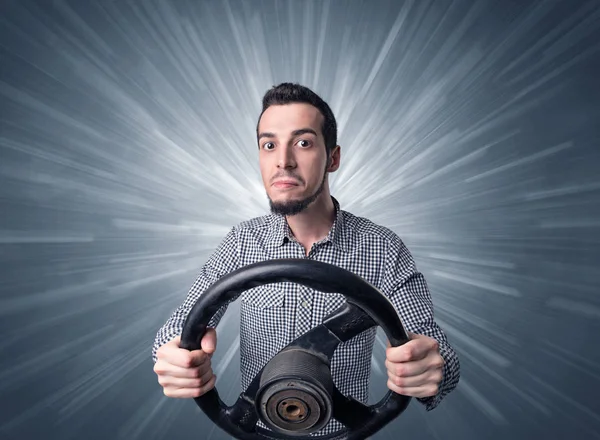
285;192;336;252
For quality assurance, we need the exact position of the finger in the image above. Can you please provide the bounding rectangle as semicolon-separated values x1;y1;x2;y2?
386;340;430;363
195;373;218;397
386;368;443;388
158;365;214;388
158;373;209;389
386;379;440;399
163;374;217;398
411;333;440;354
201;328;217;354
188;349;212;367
154;359;210;378
159;344;211;368
385;358;430;378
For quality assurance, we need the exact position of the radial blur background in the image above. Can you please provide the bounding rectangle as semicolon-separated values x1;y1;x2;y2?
1;0;599;439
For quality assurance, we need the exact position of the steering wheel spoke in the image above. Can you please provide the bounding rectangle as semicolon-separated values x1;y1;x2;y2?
322;302;377;343
278;303;377;364
330;385;373;430
227;394;260;433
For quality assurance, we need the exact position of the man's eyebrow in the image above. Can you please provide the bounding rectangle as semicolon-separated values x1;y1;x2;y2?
291;128;318;137
257;128;318;141
257;132;275;140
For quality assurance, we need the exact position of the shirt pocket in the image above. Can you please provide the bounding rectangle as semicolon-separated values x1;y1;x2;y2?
240;284;285;309
239;284;289;363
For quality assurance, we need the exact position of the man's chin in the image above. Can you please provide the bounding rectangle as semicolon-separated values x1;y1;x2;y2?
269;196;313;216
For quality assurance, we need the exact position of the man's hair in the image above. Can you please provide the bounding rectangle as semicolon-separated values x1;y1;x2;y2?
257;83;337;157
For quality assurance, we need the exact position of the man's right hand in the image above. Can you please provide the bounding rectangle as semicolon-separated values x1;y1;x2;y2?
153;328;217;398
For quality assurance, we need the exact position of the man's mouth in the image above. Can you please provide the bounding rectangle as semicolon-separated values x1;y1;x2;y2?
273;179;299;188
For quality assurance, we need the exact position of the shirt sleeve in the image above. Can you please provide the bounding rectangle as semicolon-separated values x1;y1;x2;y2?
382;235;460;410
151;227;240;364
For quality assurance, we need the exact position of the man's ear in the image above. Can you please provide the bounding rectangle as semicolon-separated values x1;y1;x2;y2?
327;145;341;172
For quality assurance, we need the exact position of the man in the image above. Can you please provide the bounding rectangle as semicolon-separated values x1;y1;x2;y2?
152;83;460;436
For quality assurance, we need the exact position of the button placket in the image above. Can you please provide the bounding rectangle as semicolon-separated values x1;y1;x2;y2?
293;243;320;338
295;287;313;338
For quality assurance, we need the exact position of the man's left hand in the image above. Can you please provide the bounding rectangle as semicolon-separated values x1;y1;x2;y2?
385;332;444;398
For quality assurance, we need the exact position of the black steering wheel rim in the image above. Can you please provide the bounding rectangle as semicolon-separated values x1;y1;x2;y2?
180;258;412;440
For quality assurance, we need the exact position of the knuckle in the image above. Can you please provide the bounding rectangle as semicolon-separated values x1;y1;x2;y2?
203;375;215;389
154;365;166;375
388;379;403;394
195;354;208;367
395;365;405;376
199;381;214;395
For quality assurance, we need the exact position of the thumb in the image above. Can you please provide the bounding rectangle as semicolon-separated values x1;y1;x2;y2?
201;327;217;354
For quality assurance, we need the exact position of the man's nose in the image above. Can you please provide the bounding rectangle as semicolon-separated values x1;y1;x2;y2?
277;144;296;168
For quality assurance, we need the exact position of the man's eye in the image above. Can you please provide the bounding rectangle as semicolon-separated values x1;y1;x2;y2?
297;140;310;147
263;142;274;150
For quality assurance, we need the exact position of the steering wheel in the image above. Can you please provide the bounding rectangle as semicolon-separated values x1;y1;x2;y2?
180;258;411;440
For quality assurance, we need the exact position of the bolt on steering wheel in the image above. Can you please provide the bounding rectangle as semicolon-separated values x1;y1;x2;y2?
179;258;412;439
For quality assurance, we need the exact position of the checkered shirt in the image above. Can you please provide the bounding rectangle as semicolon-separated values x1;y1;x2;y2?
152;196;460;436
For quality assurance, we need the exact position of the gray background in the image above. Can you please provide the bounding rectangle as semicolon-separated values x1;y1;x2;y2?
1;0;599;439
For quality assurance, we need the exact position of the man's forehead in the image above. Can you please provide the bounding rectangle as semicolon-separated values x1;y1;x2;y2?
258;103;323;133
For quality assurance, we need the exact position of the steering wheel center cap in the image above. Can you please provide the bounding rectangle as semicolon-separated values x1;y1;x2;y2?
276;395;310;421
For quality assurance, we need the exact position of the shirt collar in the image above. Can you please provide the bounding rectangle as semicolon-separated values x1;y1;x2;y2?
267;196;348;252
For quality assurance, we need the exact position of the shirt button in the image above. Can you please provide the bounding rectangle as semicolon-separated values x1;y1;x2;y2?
302;301;309;308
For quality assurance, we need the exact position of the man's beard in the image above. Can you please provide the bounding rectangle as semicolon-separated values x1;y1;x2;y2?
268;168;327;216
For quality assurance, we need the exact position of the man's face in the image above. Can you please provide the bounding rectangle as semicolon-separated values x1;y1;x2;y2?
257;103;333;216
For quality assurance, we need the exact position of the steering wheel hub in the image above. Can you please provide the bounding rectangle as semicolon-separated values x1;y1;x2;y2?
256;348;333;435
